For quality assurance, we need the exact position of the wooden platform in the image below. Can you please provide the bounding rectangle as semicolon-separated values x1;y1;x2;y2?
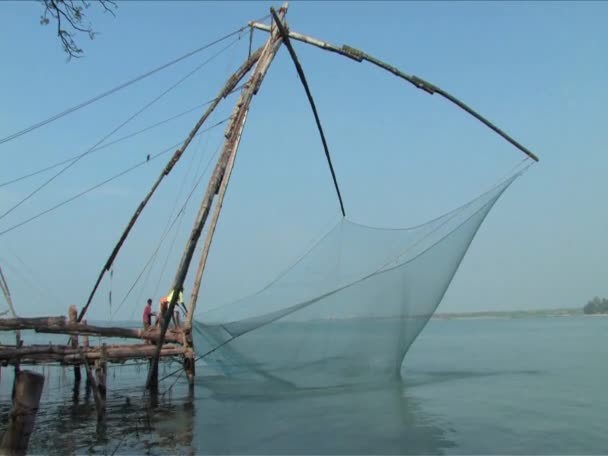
0;315;192;388
0;342;185;365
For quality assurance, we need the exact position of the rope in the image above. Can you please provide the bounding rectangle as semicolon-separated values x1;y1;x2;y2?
0;83;246;189
112;144;222;316
114;211;184;318
0;25;249;146
130;127;210;318
0;38;240;222
0;119;228;237
1;249;63;305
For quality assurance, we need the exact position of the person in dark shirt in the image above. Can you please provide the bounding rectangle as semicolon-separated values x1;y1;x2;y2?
142;298;156;331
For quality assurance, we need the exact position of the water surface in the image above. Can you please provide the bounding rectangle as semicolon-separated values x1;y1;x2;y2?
0;315;606;454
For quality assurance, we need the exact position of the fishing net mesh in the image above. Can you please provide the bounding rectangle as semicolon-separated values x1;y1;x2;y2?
192;174;519;387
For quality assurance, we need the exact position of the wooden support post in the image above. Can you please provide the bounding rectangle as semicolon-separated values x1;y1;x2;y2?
183;328;195;387
80;351;104;420
96;344;107;399
68;305;78;347
147;2;290;391
82;319;89;349
0;370;44;454
147;358;158;392
68;305;81;384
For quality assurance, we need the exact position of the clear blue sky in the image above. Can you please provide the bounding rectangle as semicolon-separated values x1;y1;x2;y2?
0;1;606;320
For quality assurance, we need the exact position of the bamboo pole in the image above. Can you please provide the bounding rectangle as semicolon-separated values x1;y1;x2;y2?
270;7;346;216
181;112;253;386
147;3;290;391
185;6;288;332
77;45;266;323
249;21;539;162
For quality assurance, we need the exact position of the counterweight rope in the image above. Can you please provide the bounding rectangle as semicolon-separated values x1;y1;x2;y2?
0;83;246;189
0;118;229;237
0;25;249;146
0;38;241;222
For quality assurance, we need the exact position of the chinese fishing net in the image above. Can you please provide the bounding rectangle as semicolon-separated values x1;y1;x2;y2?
192;171;523;387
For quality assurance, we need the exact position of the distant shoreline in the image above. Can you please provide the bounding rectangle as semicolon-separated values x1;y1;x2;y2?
432;308;584;320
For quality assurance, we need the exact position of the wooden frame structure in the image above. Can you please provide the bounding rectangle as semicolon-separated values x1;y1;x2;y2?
0;4;539;449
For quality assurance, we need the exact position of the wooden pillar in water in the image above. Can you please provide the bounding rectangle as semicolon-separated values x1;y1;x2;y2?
0;370;44;454
81;351;105;420
69;305;81;383
96;344;107;400
82;319;89;349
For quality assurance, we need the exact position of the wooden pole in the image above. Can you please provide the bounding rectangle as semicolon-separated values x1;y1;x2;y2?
147;3;290;391
80;351;104;420
96;344;107;399
0;266;22;350
0;343;186;363
0;370;44;454
270;7;346;216
0;266;22;400
77;45;267;323
181;109;255;386
68;305;81;383
36;324;183;344
248;21;539;162
0;316;66;329
0;316;182;343
82;319;89;349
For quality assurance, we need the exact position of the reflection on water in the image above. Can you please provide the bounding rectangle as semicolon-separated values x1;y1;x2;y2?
0;363;197;455
195;376;454;455
0;365;453;455
2;316;606;454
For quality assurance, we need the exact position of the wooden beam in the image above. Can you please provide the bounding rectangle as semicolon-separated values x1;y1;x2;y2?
0;316;67;330
0;316;182;343
78;45;267;323
147;3;290;391
249;21;539;162
0;343;185;363
37;324;183;344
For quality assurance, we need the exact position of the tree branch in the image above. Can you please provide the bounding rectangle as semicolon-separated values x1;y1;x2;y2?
40;0;117;60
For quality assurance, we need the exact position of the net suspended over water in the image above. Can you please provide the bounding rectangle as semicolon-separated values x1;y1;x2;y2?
192;173;521;387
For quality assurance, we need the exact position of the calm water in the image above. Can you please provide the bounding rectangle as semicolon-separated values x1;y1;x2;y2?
1;315;606;455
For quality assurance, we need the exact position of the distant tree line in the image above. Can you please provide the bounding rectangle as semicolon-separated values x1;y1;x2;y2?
583;297;608;315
